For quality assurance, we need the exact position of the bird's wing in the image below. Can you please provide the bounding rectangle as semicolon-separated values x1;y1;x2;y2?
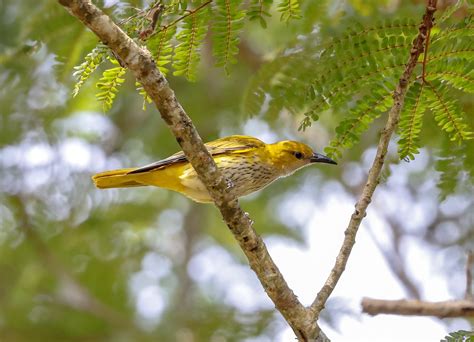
128;135;264;174
204;135;265;151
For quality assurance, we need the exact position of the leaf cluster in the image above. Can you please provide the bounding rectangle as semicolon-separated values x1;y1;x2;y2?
72;0;304;107
95;58;126;111
243;3;474;197
441;329;474;342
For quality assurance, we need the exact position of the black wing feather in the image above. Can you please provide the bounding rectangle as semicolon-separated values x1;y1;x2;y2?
127;154;188;174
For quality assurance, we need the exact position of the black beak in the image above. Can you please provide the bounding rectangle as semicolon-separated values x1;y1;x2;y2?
310;152;337;165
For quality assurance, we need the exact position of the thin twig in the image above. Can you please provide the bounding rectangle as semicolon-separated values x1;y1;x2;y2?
422;13;432;82
148;1;212;39
309;0;438;321
361;298;474;317
466;250;473;300
57;0;316;340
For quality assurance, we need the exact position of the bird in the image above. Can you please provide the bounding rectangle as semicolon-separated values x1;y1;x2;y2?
92;135;337;203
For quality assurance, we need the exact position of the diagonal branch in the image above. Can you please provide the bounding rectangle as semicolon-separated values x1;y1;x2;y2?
57;0;315;339
309;0;438;322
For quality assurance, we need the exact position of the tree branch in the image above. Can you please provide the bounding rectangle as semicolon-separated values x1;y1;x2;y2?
309;0;438;321
58;0;315;339
361;298;474;317
154;1;212;36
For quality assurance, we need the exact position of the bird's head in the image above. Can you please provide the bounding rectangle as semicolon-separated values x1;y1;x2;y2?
267;140;337;176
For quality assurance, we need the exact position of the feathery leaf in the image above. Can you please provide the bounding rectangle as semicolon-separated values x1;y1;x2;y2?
425;58;474;93
212;0;246;74
398;81;428;160
247;0;273;28
425;80;473;142
136;81;153;110
277;0;302;22
172;7;208;81
72;44;107;97
148;25;177;76
96;58;126;112
325;89;393;160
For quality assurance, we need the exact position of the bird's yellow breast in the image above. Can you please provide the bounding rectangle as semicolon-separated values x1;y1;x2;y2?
178;152;280;202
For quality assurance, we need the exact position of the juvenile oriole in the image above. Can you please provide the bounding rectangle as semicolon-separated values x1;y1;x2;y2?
92;135;336;202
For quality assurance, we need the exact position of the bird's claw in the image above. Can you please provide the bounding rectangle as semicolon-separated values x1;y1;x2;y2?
225;178;234;190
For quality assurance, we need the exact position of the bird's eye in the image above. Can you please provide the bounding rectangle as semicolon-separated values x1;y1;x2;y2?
294;152;303;159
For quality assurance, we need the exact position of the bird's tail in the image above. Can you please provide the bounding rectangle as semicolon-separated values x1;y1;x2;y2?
92;168;144;189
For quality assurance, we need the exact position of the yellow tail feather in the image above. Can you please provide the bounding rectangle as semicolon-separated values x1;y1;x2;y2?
92;168;144;189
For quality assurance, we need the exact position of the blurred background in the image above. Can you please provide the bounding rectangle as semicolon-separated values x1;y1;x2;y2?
0;0;473;341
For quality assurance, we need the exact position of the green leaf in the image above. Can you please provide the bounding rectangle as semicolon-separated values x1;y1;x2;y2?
212;0;246;74
148;25;177;76
436;0;467;24
434;139;474;200
426;58;474;93
425;80;473;142
325;89;393;160
431;14;473;43
247;0;273;28
398;81;428;160
428;34;474;63
135;81;153;110
72;44;107;97
433;118;474;200
172;6;208;81
277;0;302;22
95;58;126;112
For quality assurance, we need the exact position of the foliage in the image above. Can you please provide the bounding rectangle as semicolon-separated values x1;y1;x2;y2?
243;3;474;196
424;80;472;142
212;0;246;74
247;0;272;28
397;81;428;160
435;136;474;200
173;6;208;81
72;0;303;107
148;25;176;76
72;44;108;97
441;329;474;342
277;0;301;22
136;81;153;110
95;58;126;112
245;18;419;125
69;1;473;197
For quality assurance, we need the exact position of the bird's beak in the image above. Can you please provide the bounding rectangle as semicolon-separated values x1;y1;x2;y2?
310;152;337;165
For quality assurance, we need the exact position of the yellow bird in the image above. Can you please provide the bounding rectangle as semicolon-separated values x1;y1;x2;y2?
92;135;336;203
